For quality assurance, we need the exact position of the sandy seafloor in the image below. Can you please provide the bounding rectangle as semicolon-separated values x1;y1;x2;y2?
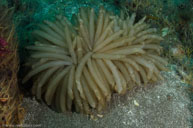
22;71;192;128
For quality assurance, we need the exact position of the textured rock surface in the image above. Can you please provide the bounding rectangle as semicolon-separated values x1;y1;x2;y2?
22;71;192;128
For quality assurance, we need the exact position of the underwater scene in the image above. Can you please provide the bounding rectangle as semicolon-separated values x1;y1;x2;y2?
0;0;193;127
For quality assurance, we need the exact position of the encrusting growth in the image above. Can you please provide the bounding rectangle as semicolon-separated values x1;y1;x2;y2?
23;7;168;114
